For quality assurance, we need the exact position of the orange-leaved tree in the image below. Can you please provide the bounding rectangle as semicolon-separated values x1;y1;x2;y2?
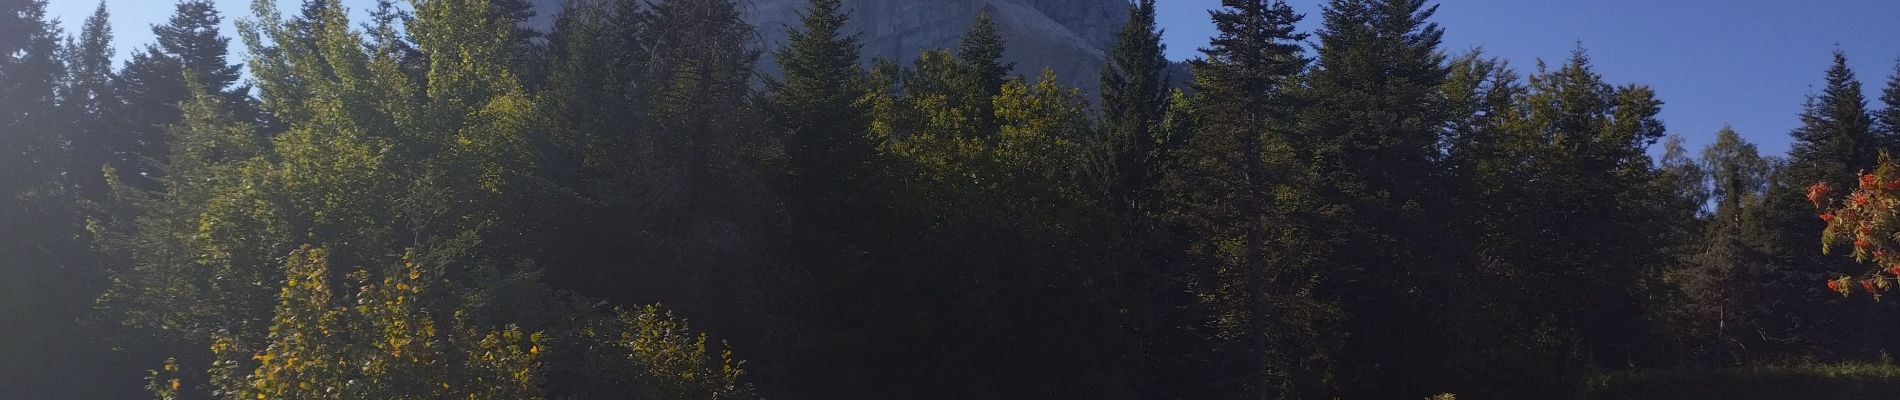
1812;155;1900;299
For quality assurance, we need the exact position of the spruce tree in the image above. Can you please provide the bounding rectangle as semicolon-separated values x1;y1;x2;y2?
959;9;1012;98
543;0;792;392
491;0;540;43
0;0;65;188
1493;49;1674;393
957;9;1012;137
1753;51;1885;358
155;0;243;91
761;1;889;394
114;0;252;189
1876;59;1900;148
61;3;118;201
1100;0;1172;216
1787;51;1879;182
1;1;133;397
1097;1;1182;397
769;0;871;229
1297;1;1453;395
1181;1;1324;398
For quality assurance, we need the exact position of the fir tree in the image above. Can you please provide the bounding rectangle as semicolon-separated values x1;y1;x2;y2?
956;9;1012;137
1097;1;1182;397
1100;0;1173;216
1182;1;1325;398
1297;1;1453;395
154;0;243;91
760;1;888;393
1753;51;1885;358
1788;51;1879;182
1;1;132;397
958;9;1012;98
1493;49;1674;393
114;0;252;189
1876;59;1900;148
769;0;872;228
61;2;118;201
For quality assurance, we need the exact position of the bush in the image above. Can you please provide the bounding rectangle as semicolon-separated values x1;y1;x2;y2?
1587;363;1900;399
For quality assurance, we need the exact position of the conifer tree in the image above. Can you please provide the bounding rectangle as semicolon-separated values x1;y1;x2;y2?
1876;60;1900;148
114;0;252;190
1097;1;1182;396
1297;1;1453;395
1787;52;1879;184
959;9;1012;97
769;0;872;230
1100;0;1173;216
957;9;1012;137
1753;51;1885;357
491;0;540;43
1482;49;1674;393
61;3;119;201
759;1;894;394
1180;1;1326;398
540;0;796;392
0;0;65;194
1;1;132;397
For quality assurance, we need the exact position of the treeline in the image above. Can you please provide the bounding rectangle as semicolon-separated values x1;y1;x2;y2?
4;0;1900;398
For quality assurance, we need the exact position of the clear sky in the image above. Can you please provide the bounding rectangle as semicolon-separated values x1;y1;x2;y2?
48;0;1900;156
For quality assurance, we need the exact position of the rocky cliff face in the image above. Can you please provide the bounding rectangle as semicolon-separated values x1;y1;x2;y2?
528;0;1131;91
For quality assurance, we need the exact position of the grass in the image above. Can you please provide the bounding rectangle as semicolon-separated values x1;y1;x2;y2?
1587;362;1900;400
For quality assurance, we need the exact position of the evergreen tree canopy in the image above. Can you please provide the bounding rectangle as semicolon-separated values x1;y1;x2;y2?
1298;0;1454;395
1181;1;1331;398
61;3;118;200
1875;59;1900;147
114;0;252;189
1100;0;1174;215
8;1;1900;399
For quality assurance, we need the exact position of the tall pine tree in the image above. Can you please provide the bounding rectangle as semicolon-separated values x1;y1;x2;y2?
761;0;889;395
60;3;118;201
1876;59;1900;148
956;9;1012;137
113;0;253;189
1100;0;1174;216
1;1;135;397
1755;51;1888;358
1097;1;1193;398
1180;1;1330;398
768;0;873;232
1296;1;1453;396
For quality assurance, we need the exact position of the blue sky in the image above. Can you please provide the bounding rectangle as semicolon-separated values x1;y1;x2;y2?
48;0;1900;156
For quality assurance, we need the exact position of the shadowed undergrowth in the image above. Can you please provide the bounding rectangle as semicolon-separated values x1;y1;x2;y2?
1588;363;1900;400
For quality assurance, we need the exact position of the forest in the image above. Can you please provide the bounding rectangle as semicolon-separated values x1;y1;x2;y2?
5;0;1900;398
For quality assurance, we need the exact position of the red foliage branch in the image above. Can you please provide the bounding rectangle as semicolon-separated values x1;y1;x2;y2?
1813;156;1900;300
